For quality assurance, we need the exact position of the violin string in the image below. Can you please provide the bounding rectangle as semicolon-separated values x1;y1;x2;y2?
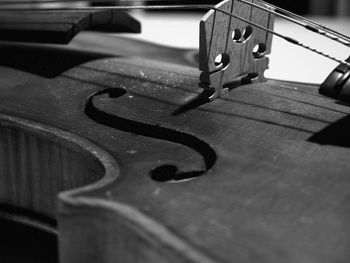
0;0;212;5
3;0;350;43
2;0;350;44
258;0;350;42
4;0;350;44
3;0;350;46
0;1;349;66
239;0;350;47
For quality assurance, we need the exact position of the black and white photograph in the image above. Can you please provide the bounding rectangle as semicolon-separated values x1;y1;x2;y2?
0;0;349;262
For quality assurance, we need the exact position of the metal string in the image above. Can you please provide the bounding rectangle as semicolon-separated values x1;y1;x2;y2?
240;0;350;47
4;0;350;45
3;0;350;45
0;0;349;66
258;0;350;42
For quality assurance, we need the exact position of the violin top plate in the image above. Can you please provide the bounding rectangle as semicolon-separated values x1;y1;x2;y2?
0;36;349;262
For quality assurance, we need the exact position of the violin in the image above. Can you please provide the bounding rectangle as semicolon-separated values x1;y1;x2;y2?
0;1;350;262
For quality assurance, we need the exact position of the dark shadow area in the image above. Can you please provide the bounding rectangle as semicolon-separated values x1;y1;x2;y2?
309;115;350;148
172;88;212;116
335;100;350;108
150;164;204;182
173;76;247;116
0;218;58;263
0;43;112;78
225;76;248;90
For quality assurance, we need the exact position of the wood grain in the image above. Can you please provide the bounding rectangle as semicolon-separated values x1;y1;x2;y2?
0;38;350;262
0;114;118;219
0;3;350;263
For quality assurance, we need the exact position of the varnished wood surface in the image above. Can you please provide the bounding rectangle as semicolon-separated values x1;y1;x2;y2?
0;9;140;44
0;33;350;262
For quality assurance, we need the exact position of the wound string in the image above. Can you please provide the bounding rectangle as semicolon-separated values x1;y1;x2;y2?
240;0;350;47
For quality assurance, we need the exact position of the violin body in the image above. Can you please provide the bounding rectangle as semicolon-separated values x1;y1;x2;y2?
1;1;350;262
1;30;350;263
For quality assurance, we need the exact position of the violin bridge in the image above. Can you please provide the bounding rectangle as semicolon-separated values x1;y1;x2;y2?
199;0;274;100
